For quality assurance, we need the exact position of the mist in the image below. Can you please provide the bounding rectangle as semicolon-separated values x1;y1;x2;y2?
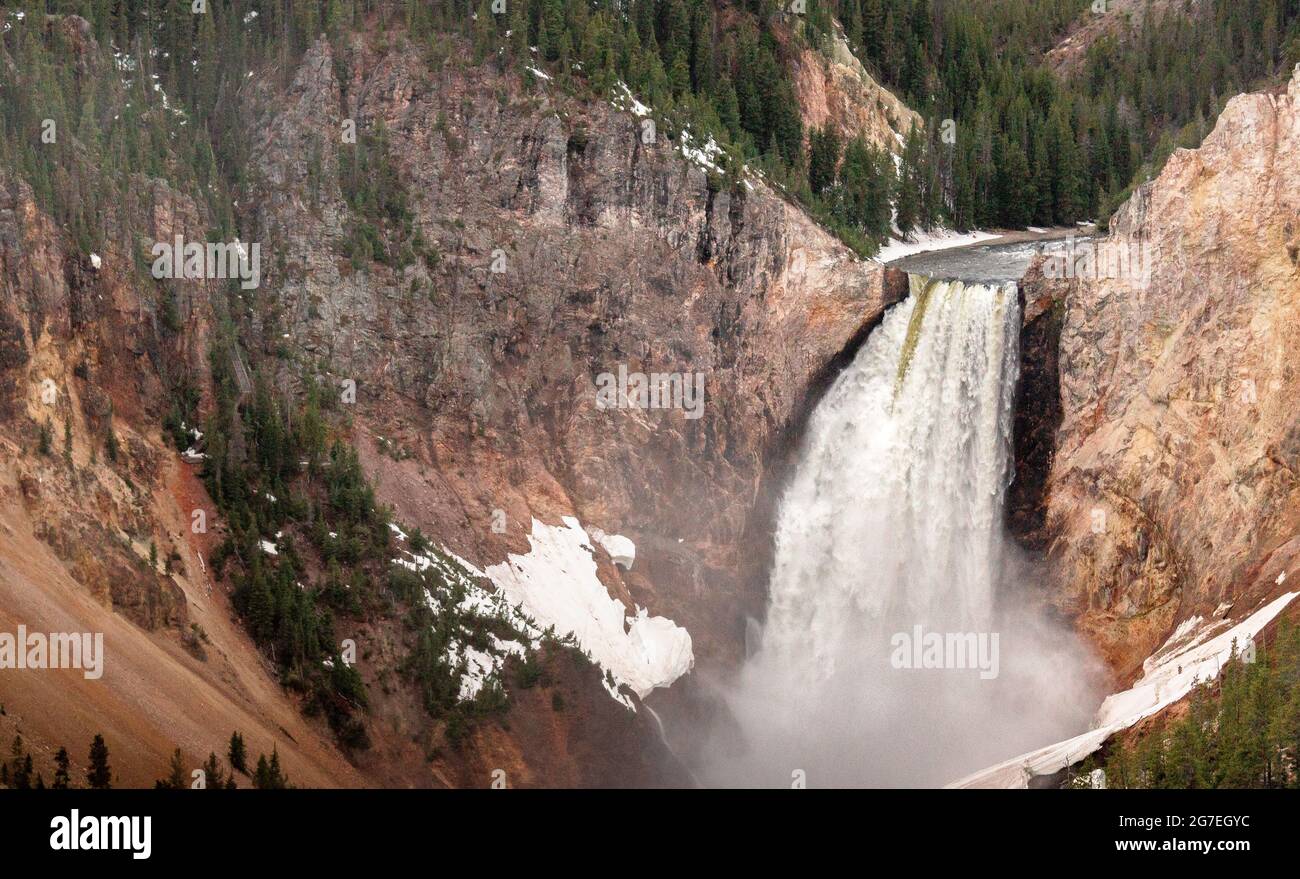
697;277;1103;788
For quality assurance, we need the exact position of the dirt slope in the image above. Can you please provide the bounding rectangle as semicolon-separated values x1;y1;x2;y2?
0;447;367;788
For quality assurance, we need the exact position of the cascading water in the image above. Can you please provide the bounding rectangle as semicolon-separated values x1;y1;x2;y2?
703;274;1099;787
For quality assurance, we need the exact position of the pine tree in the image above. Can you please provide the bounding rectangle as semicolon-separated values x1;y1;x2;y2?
808;126;841;196
155;747;187;790
201;752;225;790
539;0;565;62
268;746;288;788
53;747;70;789
994;136;1033;228
894;124;925;237
87;734;111;789
473;0;497;63
228;731;247;773
10;736;30;790
252;749;290;789
16;755;32;790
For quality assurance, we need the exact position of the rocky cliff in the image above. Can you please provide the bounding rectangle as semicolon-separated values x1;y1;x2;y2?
1021;64;1300;680
787;23;921;149
245;32;906;679
0;157;370;788
0;19;911;786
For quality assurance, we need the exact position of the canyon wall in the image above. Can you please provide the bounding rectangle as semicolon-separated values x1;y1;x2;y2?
0;158;371;787
1022;65;1300;680
246;34;907;678
0;21;911;786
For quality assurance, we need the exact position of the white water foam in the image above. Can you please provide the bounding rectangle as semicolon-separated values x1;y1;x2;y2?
703;275;1100;787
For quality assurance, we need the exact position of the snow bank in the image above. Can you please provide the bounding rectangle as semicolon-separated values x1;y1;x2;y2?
390;517;691;708
446;643;500;700
589;528;636;570
677;131;724;174
948;591;1300;788
875;229;1000;263
482;517;692;705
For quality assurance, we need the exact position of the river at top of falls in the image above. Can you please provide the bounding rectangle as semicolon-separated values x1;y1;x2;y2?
700;273;1100;788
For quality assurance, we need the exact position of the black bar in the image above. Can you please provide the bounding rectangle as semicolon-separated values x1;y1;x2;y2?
0;789;1283;866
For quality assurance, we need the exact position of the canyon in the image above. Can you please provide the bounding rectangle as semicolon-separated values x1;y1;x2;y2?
1;8;1298;789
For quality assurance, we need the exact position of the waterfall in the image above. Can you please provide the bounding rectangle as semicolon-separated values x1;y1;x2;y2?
703;275;1099;788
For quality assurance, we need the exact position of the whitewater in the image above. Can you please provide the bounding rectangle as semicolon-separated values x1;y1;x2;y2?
704;275;1100;787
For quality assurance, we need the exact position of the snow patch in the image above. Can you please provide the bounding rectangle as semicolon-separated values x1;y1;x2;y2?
875;229;1000;263
446;643;500;700
392;542;542;703
677;130;724;174
481;517;692;705
949;591;1300;788
612;81;651;118
589;528;636;570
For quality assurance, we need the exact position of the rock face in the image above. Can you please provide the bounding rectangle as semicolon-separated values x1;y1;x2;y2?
0;170;200;633
1007;286;1064;551
788;24;921;148
0;20;914;785
0;155;365;788
1023;65;1300;679
248;35;907;678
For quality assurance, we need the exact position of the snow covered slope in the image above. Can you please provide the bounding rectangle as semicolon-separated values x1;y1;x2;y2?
468;517;693;708
948;591;1300;788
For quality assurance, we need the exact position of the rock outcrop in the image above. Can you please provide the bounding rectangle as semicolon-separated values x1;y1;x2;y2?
788;24;921;148
1044;0;1192;76
1024;65;1300;680
247;35;907;681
